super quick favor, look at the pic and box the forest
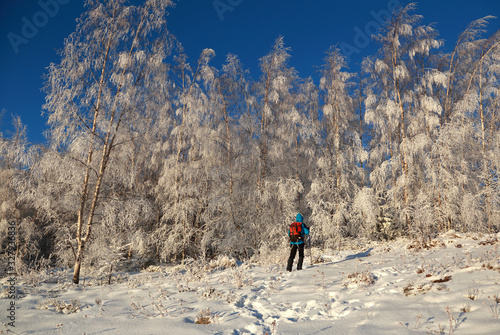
[1,0,499,284]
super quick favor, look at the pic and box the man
[287,213,309,271]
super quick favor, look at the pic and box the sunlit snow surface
[3,231,500,334]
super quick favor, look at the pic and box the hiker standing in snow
[287,213,309,272]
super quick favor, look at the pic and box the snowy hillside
[2,231,499,335]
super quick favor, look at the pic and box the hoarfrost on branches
[4,2,500,279]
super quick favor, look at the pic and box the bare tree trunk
[72,30,114,284]
[72,244,84,284]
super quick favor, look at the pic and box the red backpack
[289,222,302,242]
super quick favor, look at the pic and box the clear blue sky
[1,0,499,144]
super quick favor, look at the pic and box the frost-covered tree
[434,19,500,233]
[429,17,495,233]
[365,3,441,234]
[441,16,497,125]
[42,0,175,283]
[0,115,38,272]
[154,48,219,261]
[307,47,365,248]
[464,27,500,233]
[7,1,500,275]
[252,37,309,253]
[199,54,255,257]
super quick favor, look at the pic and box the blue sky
[1,0,499,144]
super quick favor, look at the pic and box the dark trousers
[287,243,304,271]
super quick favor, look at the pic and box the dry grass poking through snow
[1,231,500,334]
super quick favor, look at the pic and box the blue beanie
[296,213,303,223]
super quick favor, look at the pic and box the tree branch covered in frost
[2,2,500,276]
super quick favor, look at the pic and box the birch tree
[441,16,497,125]
[253,36,308,252]
[254,37,296,193]
[0,116,38,272]
[429,17,500,234]
[154,48,219,261]
[43,0,174,283]
[202,54,253,256]
[365,3,441,232]
[443,24,500,233]
[465,28,500,233]
[307,47,364,248]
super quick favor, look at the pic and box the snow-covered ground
[2,231,500,334]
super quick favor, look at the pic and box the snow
[3,231,500,334]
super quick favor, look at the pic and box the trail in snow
[1,231,499,334]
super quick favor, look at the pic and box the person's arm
[303,223,309,235]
